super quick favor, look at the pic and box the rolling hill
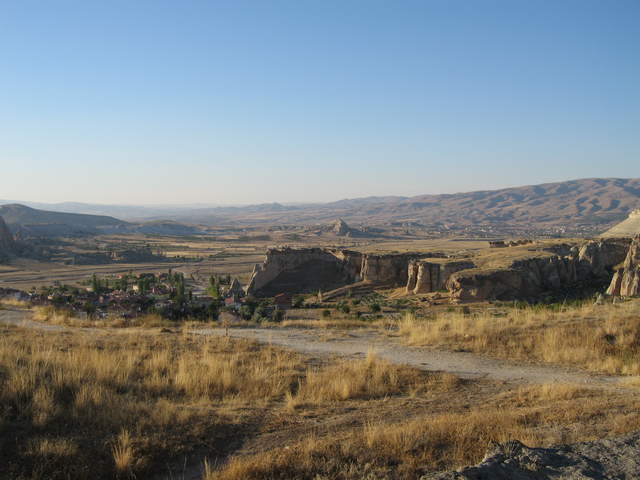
[161,178,640,231]
[4,178,640,235]
[0,204,128,236]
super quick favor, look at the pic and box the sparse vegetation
[212,383,640,479]
[398,299,640,374]
[0,325,303,479]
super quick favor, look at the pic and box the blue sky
[1,0,638,205]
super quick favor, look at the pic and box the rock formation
[606,235,640,297]
[406,260,475,294]
[246,248,364,296]
[246,248,425,296]
[446,238,630,302]
[247,238,632,301]
[602,208,640,238]
[360,253,418,285]
[332,218,352,236]
[422,433,640,479]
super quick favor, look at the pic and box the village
[19,270,297,323]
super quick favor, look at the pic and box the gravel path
[194,327,624,387]
[0,308,625,388]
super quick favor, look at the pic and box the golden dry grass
[285,351,456,410]
[211,383,640,480]
[398,300,640,374]
[0,326,303,479]
[0,297,30,308]
[286,351,457,410]
[32,306,198,329]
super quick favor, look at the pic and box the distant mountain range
[2,178,640,235]
[0,204,205,237]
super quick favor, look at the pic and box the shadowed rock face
[607,235,640,297]
[446,239,631,302]
[422,433,640,479]
[246,248,422,297]
[246,248,364,296]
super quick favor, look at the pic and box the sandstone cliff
[446,238,630,302]
[360,253,419,285]
[406,260,476,294]
[246,248,423,296]
[606,235,640,297]
[246,247,364,296]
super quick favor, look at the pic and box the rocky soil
[424,433,640,479]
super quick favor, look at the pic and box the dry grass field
[2,316,640,480]
[398,299,640,375]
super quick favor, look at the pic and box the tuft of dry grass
[398,300,640,374]
[112,429,135,474]
[285,351,451,410]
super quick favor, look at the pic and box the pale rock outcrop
[407,260,475,294]
[360,253,418,285]
[602,208,640,238]
[447,238,630,302]
[332,218,352,236]
[606,235,640,297]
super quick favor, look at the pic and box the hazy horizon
[2,175,639,210]
[3,1,639,204]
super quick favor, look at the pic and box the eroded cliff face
[246,247,364,296]
[607,236,640,297]
[360,253,418,285]
[406,260,476,294]
[446,238,631,302]
[246,248,423,296]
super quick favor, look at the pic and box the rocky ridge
[247,238,633,301]
[446,239,630,302]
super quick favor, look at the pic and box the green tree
[83,301,96,319]
[207,275,221,300]
[90,274,100,294]
[271,308,284,322]
[293,295,305,308]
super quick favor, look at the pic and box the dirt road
[195,327,624,386]
[0,307,625,387]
